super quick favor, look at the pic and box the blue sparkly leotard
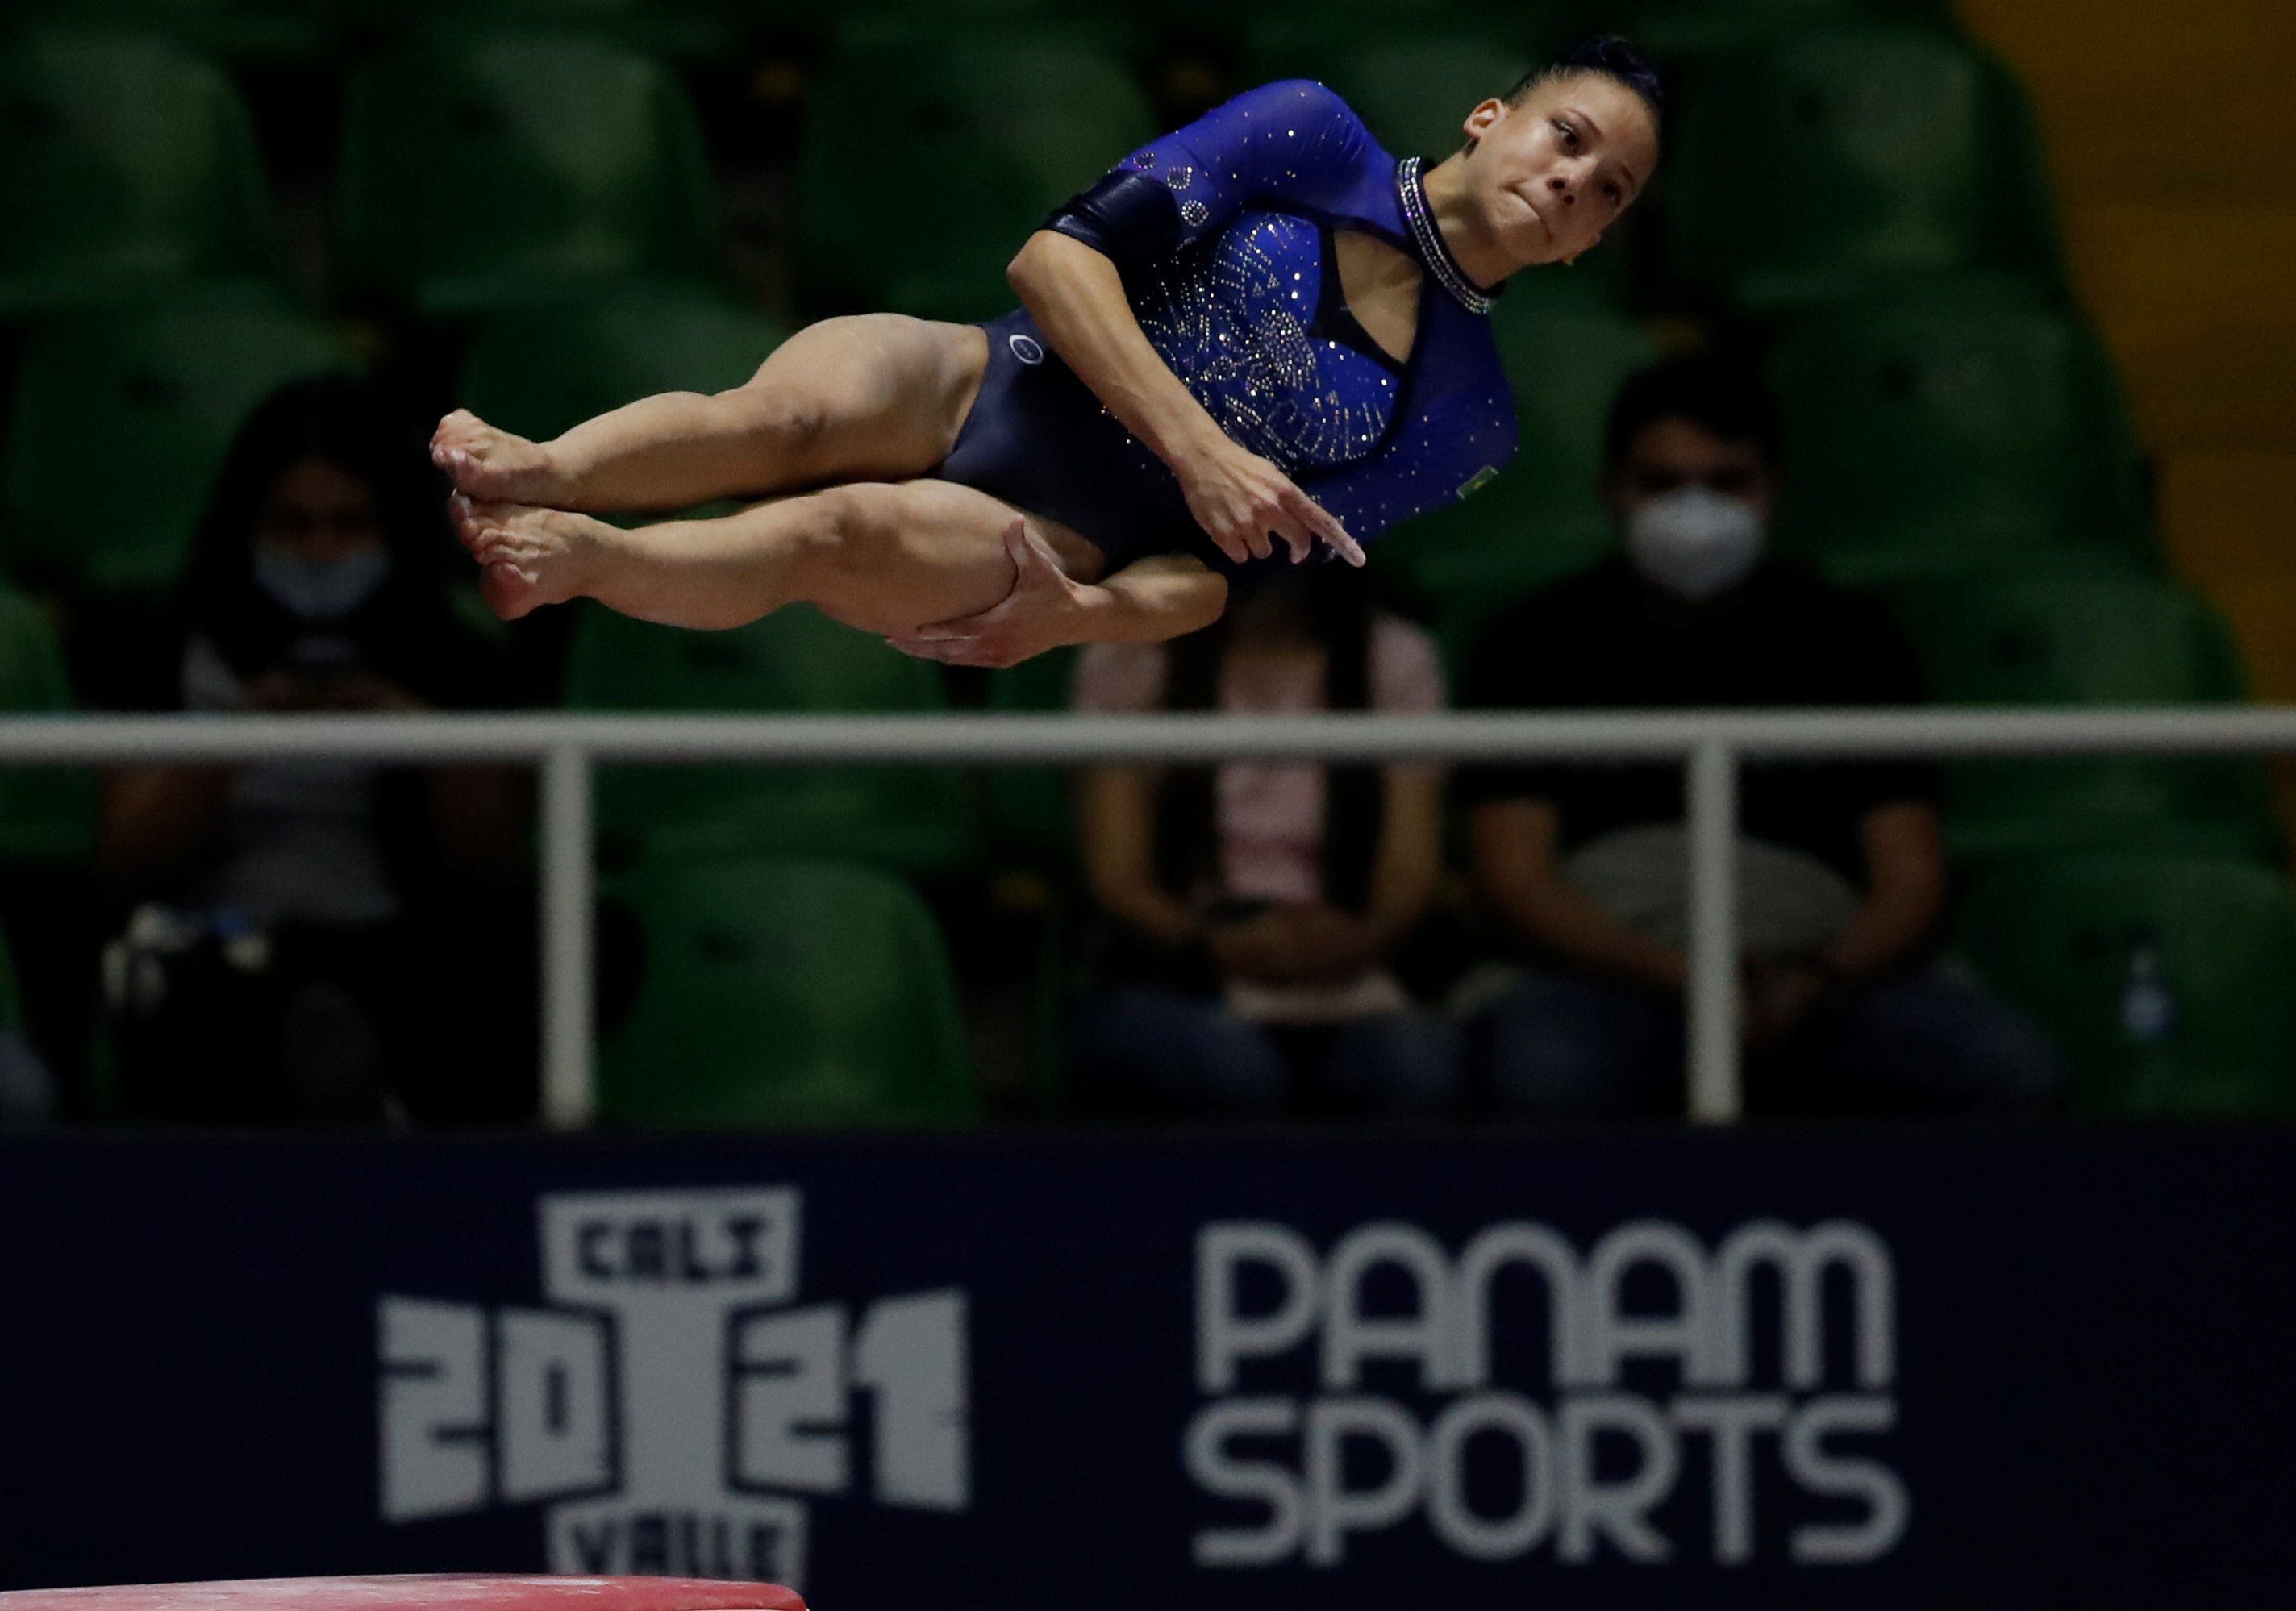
[934,79,1518,585]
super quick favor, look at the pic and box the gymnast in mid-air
[433,39,1663,668]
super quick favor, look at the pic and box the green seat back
[0,589,98,865]
[1957,854,2296,1117]
[599,856,976,1126]
[1629,0,1952,61]
[1259,31,1548,164]
[334,34,724,319]
[0,917,23,1037]
[1891,572,2280,860]
[12,3,343,62]
[1770,288,2150,580]
[390,1,749,60]
[460,288,793,447]
[565,602,977,876]
[1374,291,1655,650]
[0,31,287,318]
[795,33,1155,320]
[981,648,1080,871]
[1663,26,2061,315]
[1,307,359,599]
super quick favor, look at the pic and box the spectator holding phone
[98,377,533,1122]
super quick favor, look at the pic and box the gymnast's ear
[1460,98,1506,152]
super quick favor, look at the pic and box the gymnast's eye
[1553,119,1579,151]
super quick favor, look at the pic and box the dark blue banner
[2,1128,2293,1609]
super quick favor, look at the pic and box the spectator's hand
[1211,904,1381,986]
[240,668,335,712]
[886,520,1097,669]
[1173,435,1365,568]
[323,671,429,714]
[1742,960,1830,1049]
[1266,902,1382,984]
[1208,910,1312,985]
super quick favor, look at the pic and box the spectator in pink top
[1068,568,1459,1115]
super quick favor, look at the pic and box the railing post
[540,743,594,1130]
[1687,738,1741,1122]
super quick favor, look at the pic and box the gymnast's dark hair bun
[1517,35,1665,129]
[1556,36,1665,111]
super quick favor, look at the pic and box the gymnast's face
[1456,73,1658,271]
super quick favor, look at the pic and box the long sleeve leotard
[934,79,1519,585]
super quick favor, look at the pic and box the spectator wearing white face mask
[98,377,536,1124]
[1456,354,2062,1117]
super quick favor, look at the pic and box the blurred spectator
[97,377,535,1124]
[1069,568,1458,1117]
[0,1030,58,1126]
[1461,354,2063,1117]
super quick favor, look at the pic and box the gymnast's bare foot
[448,493,613,621]
[431,410,571,505]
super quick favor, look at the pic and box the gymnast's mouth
[1511,187,1555,239]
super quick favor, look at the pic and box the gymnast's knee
[721,382,830,461]
[798,483,906,584]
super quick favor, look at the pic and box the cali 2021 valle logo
[377,1187,968,1587]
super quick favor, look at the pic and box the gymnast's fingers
[1203,522,1255,566]
[1282,488,1365,568]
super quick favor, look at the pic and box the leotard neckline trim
[1395,156,1498,317]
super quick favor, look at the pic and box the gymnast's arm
[890,532,1227,668]
[1005,230,1357,568]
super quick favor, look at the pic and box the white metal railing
[15,704,2296,1128]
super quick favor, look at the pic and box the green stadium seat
[1153,0,1519,34]
[0,589,98,866]
[390,1,750,60]
[598,855,977,1126]
[0,918,24,1039]
[1628,0,1953,64]
[565,602,978,876]
[794,31,1156,321]
[1247,31,1544,162]
[10,4,343,64]
[1956,853,2296,1117]
[981,648,1080,872]
[1889,571,2281,861]
[1373,289,1658,656]
[1769,287,2152,583]
[1661,26,2063,316]
[333,34,726,320]
[0,31,290,319]
[460,288,793,448]
[1,306,360,599]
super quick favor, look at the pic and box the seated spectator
[1461,354,2063,1116]
[97,377,535,1124]
[1069,568,1459,1117]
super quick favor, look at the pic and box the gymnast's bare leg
[448,478,1108,636]
[431,313,992,513]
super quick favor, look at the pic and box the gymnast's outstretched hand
[886,520,1098,669]
[1174,432,1366,569]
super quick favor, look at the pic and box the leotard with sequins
[935,79,1518,584]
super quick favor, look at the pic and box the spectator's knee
[1476,978,1676,1116]
[1963,1006,2068,1112]
[1327,1014,1464,1114]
